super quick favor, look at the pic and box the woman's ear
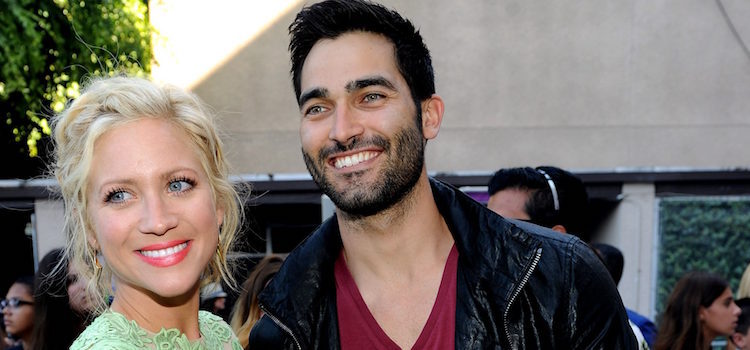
[216,203,225,228]
[87,232,99,251]
[421,94,444,140]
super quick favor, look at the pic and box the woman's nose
[138,195,178,235]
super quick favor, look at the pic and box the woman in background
[655,271,741,350]
[52,76,245,349]
[2,276,34,350]
[30,248,90,350]
[230,255,283,349]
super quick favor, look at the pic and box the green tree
[0,0,151,178]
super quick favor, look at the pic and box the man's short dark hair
[488,166,590,240]
[736,298,750,335]
[288,0,435,109]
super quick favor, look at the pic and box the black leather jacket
[249,179,637,349]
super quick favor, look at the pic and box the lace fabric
[71,309,242,350]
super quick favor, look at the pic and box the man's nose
[329,105,364,144]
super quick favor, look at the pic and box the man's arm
[567,242,638,349]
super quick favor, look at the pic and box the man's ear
[421,94,444,140]
[551,224,567,233]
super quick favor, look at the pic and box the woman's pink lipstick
[136,240,191,267]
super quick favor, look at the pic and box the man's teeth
[140,242,188,258]
[335,151,377,169]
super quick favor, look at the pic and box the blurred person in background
[730,298,750,350]
[230,255,283,350]
[2,276,34,350]
[593,242,657,349]
[30,248,90,350]
[65,260,90,317]
[487,165,592,242]
[200,282,229,322]
[655,271,740,350]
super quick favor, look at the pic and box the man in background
[593,242,658,349]
[487,166,592,241]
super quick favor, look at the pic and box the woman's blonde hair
[51,75,244,315]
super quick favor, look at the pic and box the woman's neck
[110,283,202,340]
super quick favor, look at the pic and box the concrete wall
[151,0,750,176]
[33,199,65,266]
[598,184,657,318]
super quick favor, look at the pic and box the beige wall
[151,0,750,176]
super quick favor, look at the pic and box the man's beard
[302,118,425,218]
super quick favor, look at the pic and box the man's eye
[363,93,384,103]
[305,105,326,116]
[168,180,193,193]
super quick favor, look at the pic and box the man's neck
[336,175,455,348]
[337,175,454,283]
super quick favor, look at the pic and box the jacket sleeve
[567,240,639,349]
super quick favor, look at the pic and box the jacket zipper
[259,304,302,350]
[503,247,542,345]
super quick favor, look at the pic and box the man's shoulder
[248,315,294,348]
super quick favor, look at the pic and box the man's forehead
[300,32,400,90]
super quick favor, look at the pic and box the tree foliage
[656,197,750,318]
[0,0,151,178]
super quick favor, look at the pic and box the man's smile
[332,150,380,169]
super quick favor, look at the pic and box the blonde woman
[52,76,244,349]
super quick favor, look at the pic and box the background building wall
[150,0,750,175]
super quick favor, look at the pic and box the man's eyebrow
[345,76,396,93]
[298,87,329,107]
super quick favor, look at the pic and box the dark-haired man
[487,166,591,241]
[249,0,636,348]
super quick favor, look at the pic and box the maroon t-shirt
[335,245,458,350]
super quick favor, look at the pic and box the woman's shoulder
[70,310,241,350]
[70,311,150,350]
[198,310,243,350]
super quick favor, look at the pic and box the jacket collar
[429,178,542,307]
[258,178,542,346]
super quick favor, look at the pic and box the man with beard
[249,0,637,348]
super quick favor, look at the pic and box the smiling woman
[50,76,244,349]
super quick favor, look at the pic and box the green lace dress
[70,310,243,350]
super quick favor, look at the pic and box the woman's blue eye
[106,190,131,203]
[168,180,193,193]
